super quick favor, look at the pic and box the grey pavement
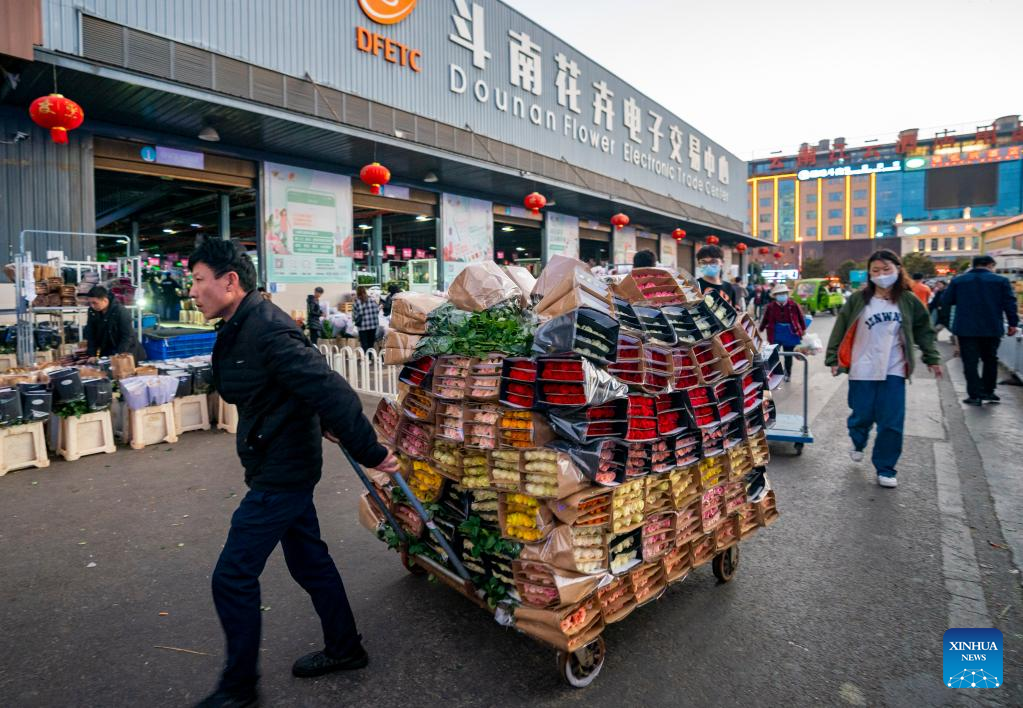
[0,316,1021,707]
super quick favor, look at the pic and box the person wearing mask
[382,283,402,318]
[939,255,1019,405]
[758,284,806,382]
[83,286,147,362]
[187,239,399,708]
[826,249,941,488]
[632,249,657,268]
[695,245,742,304]
[352,286,380,352]
[910,272,931,306]
[306,287,325,346]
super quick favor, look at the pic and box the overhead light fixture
[190,223,201,228]
[515,246,525,252]
[429,246,436,250]
[415,215,431,221]
[162,228,175,234]
[198,126,220,142]
[502,226,514,232]
[357,224,372,230]
[423,171,439,183]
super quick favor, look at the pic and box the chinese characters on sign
[445,0,731,204]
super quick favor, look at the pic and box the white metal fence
[318,344,400,398]
[998,333,1023,381]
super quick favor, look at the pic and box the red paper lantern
[524,192,547,215]
[773,251,783,260]
[736,243,748,252]
[706,234,720,245]
[758,247,771,255]
[29,94,84,144]
[672,228,686,241]
[610,213,630,230]
[359,162,391,195]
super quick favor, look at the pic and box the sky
[502,0,1021,160]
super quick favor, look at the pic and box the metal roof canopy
[11,54,768,248]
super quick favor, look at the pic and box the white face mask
[871,271,899,289]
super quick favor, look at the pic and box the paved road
[1,315,1021,707]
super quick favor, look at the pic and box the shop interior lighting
[415,215,431,221]
[358,224,372,230]
[423,171,439,183]
[190,223,202,228]
[162,228,175,234]
[515,246,525,252]
[198,126,220,142]
[502,226,514,232]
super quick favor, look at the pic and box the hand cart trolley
[765,351,814,455]
[342,446,745,688]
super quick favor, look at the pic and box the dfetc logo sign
[358,0,417,25]
[943,628,1002,688]
[355,0,423,73]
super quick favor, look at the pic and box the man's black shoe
[194,689,259,708]
[981,393,1001,403]
[962,398,983,406]
[292,645,369,678]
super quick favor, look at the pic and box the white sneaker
[849,448,864,463]
[877,474,898,488]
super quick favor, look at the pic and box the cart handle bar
[776,351,810,435]
[339,446,473,583]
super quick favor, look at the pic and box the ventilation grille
[81,15,123,66]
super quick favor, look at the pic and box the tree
[837,259,864,284]
[800,257,827,278]
[901,252,937,278]
[951,257,972,275]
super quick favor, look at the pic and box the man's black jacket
[939,268,1019,337]
[85,299,147,360]
[212,290,388,492]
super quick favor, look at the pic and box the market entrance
[579,223,612,267]
[93,138,257,321]
[352,186,439,294]
[494,209,542,276]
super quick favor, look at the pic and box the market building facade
[747,115,1023,273]
[1,0,761,315]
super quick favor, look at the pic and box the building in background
[1,0,765,317]
[748,115,1023,273]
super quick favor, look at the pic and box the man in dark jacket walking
[187,239,398,708]
[83,286,146,361]
[306,286,325,346]
[939,254,1019,405]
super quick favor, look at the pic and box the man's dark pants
[958,336,1001,399]
[212,488,360,694]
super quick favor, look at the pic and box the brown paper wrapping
[513,595,605,652]
[76,366,107,380]
[513,559,606,608]
[548,487,612,528]
[135,365,159,376]
[110,353,136,379]
[502,265,537,308]
[389,293,447,334]
[382,331,423,366]
[357,492,387,534]
[519,525,608,575]
[447,262,521,312]
[534,267,612,319]
[531,255,589,301]
[498,494,555,543]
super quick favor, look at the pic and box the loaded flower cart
[358,258,780,687]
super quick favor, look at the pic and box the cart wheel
[557,637,606,688]
[712,546,740,583]
[794,443,804,456]
[400,547,426,576]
